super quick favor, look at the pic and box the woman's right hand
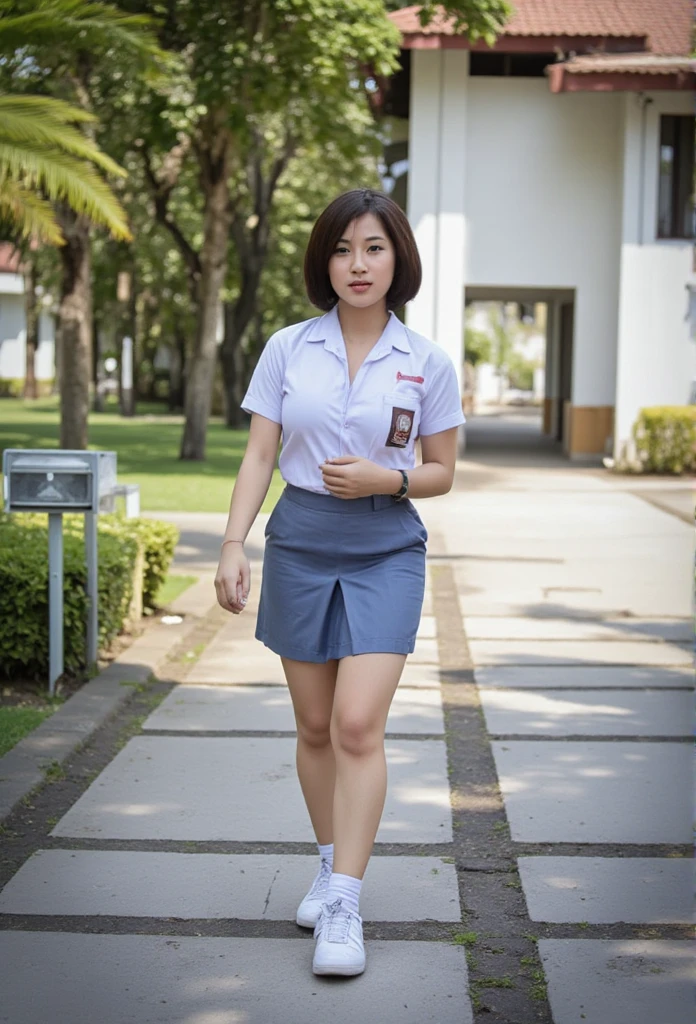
[215,545,250,615]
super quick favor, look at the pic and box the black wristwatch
[392,469,409,502]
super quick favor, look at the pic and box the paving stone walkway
[0,422,693,1024]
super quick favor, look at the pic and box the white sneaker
[312,898,365,976]
[296,859,332,928]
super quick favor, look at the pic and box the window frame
[657,114,695,241]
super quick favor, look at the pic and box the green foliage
[0,0,164,245]
[0,378,54,398]
[0,512,137,680]
[506,351,535,392]
[464,327,491,367]
[632,406,696,475]
[389,2,512,44]
[102,514,179,609]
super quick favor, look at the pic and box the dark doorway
[557,302,574,443]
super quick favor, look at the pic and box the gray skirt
[256,484,427,663]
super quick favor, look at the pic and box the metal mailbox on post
[2,449,118,694]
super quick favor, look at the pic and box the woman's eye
[334,247,349,254]
[368,245,383,252]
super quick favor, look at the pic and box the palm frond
[0,175,64,245]
[0,95,126,177]
[0,144,131,240]
[0,0,161,60]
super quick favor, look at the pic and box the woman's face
[328,212,395,311]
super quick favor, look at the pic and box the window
[657,115,695,240]
[469,53,556,77]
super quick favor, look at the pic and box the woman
[214,188,464,977]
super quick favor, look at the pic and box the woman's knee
[331,712,382,758]
[296,711,332,749]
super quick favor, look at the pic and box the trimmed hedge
[0,514,137,680]
[99,515,179,610]
[0,512,180,680]
[632,406,696,475]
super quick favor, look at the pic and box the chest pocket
[375,392,421,452]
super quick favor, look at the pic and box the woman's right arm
[215,413,282,615]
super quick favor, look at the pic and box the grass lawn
[0,705,58,758]
[0,397,284,513]
[156,573,198,606]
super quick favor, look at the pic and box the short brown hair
[304,188,422,311]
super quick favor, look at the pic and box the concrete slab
[0,932,472,1024]
[187,641,286,684]
[409,638,439,664]
[464,617,692,643]
[518,857,694,924]
[417,615,437,639]
[539,939,694,1024]
[479,689,692,736]
[400,664,442,689]
[143,685,445,735]
[474,665,695,690]
[469,640,691,667]
[50,736,452,842]
[490,741,692,843]
[0,851,460,922]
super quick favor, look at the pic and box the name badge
[386,406,415,448]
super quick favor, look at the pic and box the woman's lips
[349,282,371,292]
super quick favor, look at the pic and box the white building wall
[614,91,696,457]
[464,78,623,407]
[0,274,56,381]
[406,49,467,393]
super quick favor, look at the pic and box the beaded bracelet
[221,539,245,547]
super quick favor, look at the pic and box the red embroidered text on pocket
[385,406,415,448]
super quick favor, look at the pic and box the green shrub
[0,379,55,398]
[0,514,137,680]
[632,406,696,474]
[102,516,179,609]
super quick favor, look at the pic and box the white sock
[318,842,334,868]
[325,872,362,915]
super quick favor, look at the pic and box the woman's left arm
[320,427,458,499]
[404,427,459,498]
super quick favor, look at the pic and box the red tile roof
[559,53,696,74]
[390,2,693,55]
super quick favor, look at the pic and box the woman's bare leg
[281,656,338,845]
[330,652,406,878]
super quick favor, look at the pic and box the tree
[0,0,163,448]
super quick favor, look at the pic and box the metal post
[48,512,64,696]
[84,511,98,667]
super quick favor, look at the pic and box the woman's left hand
[320,456,398,499]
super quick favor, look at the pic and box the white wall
[407,49,467,392]
[614,91,696,455]
[464,78,623,406]
[0,276,56,381]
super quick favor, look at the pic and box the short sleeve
[419,357,466,436]
[241,332,285,424]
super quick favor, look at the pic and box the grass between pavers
[0,397,284,514]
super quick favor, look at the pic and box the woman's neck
[336,300,390,347]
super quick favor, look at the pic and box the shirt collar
[306,305,411,356]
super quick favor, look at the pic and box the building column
[406,49,468,396]
[613,92,696,462]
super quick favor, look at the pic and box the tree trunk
[168,324,186,410]
[179,129,231,461]
[220,302,250,428]
[23,259,39,399]
[57,210,92,450]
